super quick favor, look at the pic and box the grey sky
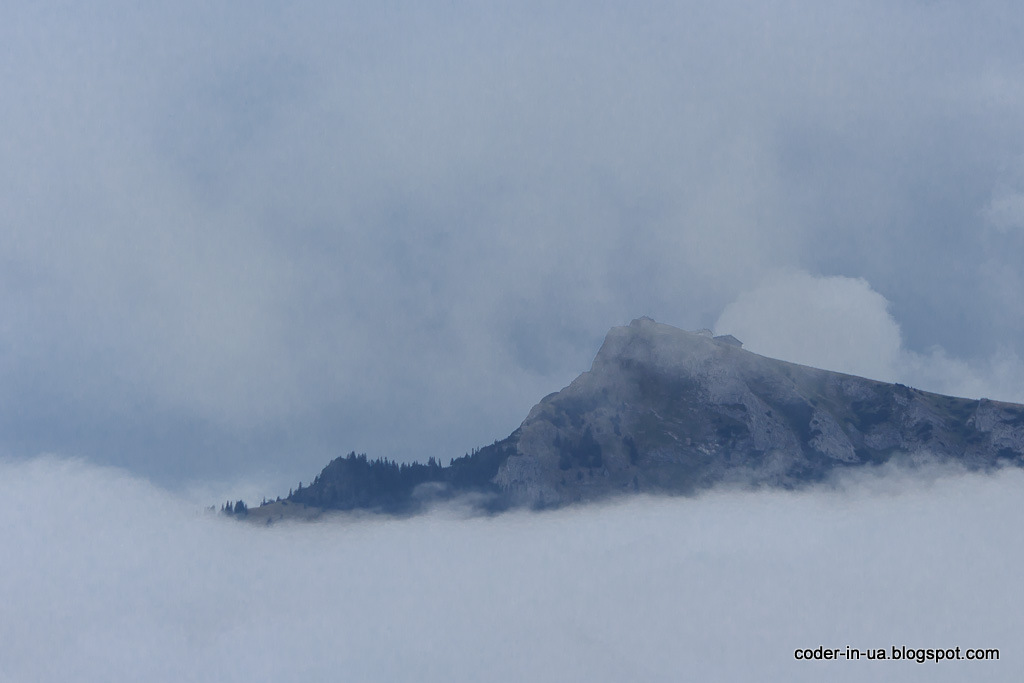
[3,1,1024,488]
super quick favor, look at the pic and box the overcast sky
[3,1,1024,490]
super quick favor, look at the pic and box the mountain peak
[497,318,1024,507]
[591,318,744,376]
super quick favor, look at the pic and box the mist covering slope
[281,318,1024,515]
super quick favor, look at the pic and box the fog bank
[1,457,1019,682]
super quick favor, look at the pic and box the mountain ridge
[244,317,1024,519]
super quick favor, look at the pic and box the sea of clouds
[2,456,1019,682]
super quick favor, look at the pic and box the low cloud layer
[2,456,1019,682]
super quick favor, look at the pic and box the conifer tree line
[221,500,247,515]
[218,437,520,515]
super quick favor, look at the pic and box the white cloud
[716,271,1024,403]
[1,456,1019,682]
[714,271,903,381]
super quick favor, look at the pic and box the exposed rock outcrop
[494,317,1024,506]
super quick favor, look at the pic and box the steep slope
[495,317,1024,506]
[275,317,1024,514]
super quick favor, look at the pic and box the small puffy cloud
[716,271,1024,403]
[714,271,903,381]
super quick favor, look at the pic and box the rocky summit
[267,317,1024,516]
[494,317,1024,506]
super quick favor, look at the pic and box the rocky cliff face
[493,317,1024,506]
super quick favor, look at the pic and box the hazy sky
[3,1,1024,490]
[1,456,1018,682]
